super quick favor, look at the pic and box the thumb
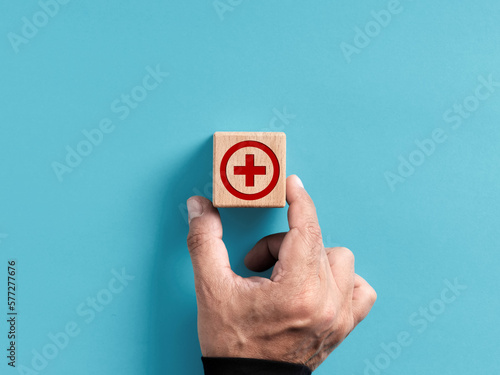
[186,197,234,287]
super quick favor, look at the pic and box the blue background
[1,1,499,374]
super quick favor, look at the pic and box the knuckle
[297,298,318,318]
[318,302,337,328]
[186,230,212,254]
[292,290,333,324]
[305,222,323,239]
[283,289,318,321]
[300,221,323,246]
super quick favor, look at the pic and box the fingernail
[187,198,203,224]
[295,175,304,188]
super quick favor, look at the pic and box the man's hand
[186,175,376,371]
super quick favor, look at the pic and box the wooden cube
[213,132,286,207]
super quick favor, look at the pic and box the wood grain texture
[213,132,286,207]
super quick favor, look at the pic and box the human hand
[186,175,376,370]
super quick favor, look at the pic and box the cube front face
[213,132,286,207]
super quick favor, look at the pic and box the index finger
[286,175,322,242]
[277,175,324,274]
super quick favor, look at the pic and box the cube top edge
[214,131,286,138]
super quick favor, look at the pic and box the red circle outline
[220,141,280,200]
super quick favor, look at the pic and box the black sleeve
[202,357,312,375]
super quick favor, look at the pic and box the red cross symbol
[234,154,266,187]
